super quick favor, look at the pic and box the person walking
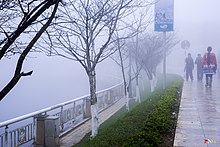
[195,53,203,81]
[184,53,194,81]
[202,46,217,87]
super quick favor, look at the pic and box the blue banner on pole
[155,0,174,32]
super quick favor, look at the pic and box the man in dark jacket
[185,53,194,81]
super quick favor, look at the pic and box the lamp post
[154,0,174,89]
[163,31,166,89]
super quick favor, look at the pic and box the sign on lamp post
[155,0,174,32]
[155,0,174,89]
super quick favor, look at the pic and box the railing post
[33,117,36,143]
[34,115,46,147]
[60,106,64,131]
[73,102,76,120]
[104,92,107,108]
[44,116,60,147]
[107,90,111,105]
[109,90,114,105]
[4,125,8,147]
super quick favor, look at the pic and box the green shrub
[125,78,183,146]
[123,131,161,147]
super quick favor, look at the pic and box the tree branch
[0,0,60,101]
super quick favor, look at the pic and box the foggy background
[166,0,220,76]
[1,0,220,122]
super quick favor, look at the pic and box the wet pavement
[174,75,220,147]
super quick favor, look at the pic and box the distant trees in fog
[112,31,179,100]
[130,32,179,91]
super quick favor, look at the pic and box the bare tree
[0,0,61,101]
[111,6,153,110]
[129,14,151,103]
[39,0,151,137]
[132,33,179,91]
[111,32,130,111]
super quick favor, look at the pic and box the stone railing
[0,82,124,147]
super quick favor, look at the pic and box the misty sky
[1,0,220,122]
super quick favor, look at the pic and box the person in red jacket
[202,46,217,87]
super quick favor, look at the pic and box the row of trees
[0,0,178,137]
[113,31,178,111]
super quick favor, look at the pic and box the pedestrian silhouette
[184,53,194,81]
[195,53,203,81]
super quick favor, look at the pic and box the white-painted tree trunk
[136,84,140,103]
[149,79,154,92]
[126,90,129,111]
[141,79,145,91]
[150,74,157,92]
[91,104,99,137]
[153,74,157,90]
[88,70,99,137]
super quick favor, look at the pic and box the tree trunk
[118,44,129,111]
[135,77,140,102]
[128,49,132,98]
[144,68,154,92]
[88,70,99,137]
[152,73,157,91]
[135,30,140,103]
[149,74,157,92]
[149,79,154,92]
[126,90,129,111]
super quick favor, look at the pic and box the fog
[1,0,220,122]
[166,0,220,76]
[0,55,121,121]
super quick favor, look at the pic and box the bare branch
[0,0,61,101]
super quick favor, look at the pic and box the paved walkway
[59,98,125,147]
[174,76,220,147]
